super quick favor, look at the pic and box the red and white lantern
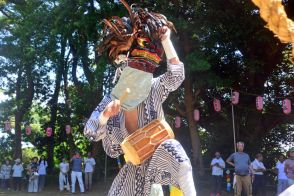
[25,125,31,135]
[231,91,239,105]
[46,127,52,137]
[193,109,200,121]
[282,99,291,115]
[213,99,221,112]
[4,120,11,131]
[175,116,181,128]
[256,96,263,111]
[65,124,71,134]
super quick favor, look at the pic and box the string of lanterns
[3,121,72,137]
[174,90,292,127]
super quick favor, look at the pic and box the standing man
[59,158,70,192]
[226,141,252,196]
[285,147,294,187]
[275,154,288,195]
[84,152,96,191]
[210,151,225,196]
[70,151,84,193]
[251,153,266,196]
[12,158,24,191]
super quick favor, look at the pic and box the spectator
[27,157,39,192]
[1,159,12,190]
[59,157,70,192]
[70,151,84,193]
[226,141,252,196]
[251,153,266,196]
[275,154,288,195]
[12,158,24,191]
[84,152,96,191]
[38,155,48,191]
[285,147,294,187]
[210,151,225,196]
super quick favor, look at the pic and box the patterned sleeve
[102,135,124,158]
[153,62,185,103]
[84,95,112,141]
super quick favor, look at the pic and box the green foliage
[185,52,212,72]
[22,147,38,165]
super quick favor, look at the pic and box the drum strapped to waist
[121,119,174,165]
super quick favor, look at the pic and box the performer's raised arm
[84,95,124,158]
[153,26,185,103]
[84,95,112,141]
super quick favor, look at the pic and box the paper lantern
[4,120,11,131]
[175,116,181,128]
[256,96,263,111]
[231,91,239,105]
[193,109,200,121]
[213,99,221,112]
[46,127,52,137]
[25,126,31,135]
[283,99,291,115]
[65,125,71,134]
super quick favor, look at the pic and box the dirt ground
[0,177,277,196]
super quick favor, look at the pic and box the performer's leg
[107,163,140,196]
[144,139,196,196]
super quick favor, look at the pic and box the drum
[121,119,174,165]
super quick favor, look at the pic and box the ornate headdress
[97,0,175,73]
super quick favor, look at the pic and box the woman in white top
[12,158,24,191]
[59,158,70,192]
[38,155,48,191]
[1,159,12,190]
[275,154,288,195]
[84,152,96,191]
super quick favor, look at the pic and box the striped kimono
[84,62,193,196]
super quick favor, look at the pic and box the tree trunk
[14,113,22,159]
[13,66,34,159]
[63,47,77,157]
[184,77,204,175]
[47,38,66,172]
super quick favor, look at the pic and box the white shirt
[59,162,69,174]
[38,160,48,175]
[211,157,225,176]
[84,157,96,172]
[12,164,24,177]
[276,161,287,180]
[251,159,266,175]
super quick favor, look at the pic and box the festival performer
[84,1,196,195]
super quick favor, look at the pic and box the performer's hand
[103,99,121,118]
[159,26,171,41]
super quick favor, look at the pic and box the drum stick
[119,88,131,104]
[99,88,131,125]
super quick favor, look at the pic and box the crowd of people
[210,142,294,196]
[0,151,96,193]
[1,143,293,195]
